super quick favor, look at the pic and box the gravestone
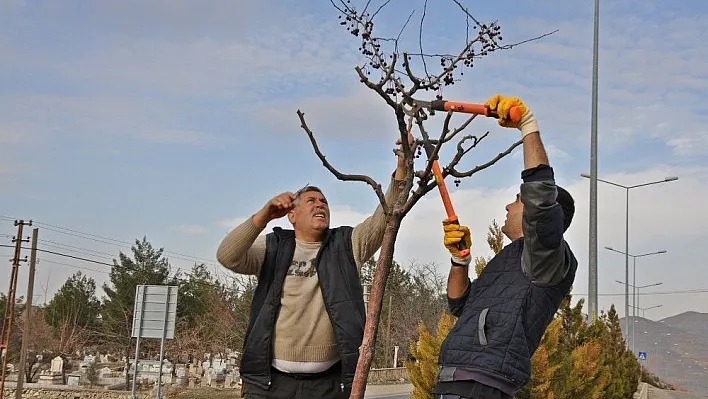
[66,374,80,386]
[50,356,64,374]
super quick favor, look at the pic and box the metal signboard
[131,285,178,398]
[131,285,178,339]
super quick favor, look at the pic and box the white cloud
[0,93,227,145]
[257,84,399,139]
[175,224,208,235]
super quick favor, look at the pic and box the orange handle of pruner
[430,100,523,123]
[432,161,470,258]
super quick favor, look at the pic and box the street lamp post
[631,304,662,318]
[581,173,677,344]
[588,0,600,322]
[615,279,662,353]
[606,247,666,318]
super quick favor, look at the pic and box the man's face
[288,190,330,233]
[502,193,524,240]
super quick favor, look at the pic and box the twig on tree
[445,131,490,171]
[371,0,394,19]
[296,109,388,211]
[414,111,449,186]
[418,0,430,79]
[447,138,523,178]
[427,114,478,146]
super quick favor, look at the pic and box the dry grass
[164,386,242,399]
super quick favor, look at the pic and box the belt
[271,362,341,380]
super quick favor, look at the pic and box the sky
[1,0,707,323]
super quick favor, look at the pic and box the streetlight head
[605,246,614,251]
[664,176,678,182]
[658,250,667,254]
[580,173,591,179]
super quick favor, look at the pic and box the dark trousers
[434,380,513,399]
[243,363,349,399]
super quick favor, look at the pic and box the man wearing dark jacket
[216,133,412,399]
[433,94,578,399]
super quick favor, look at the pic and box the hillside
[621,311,708,396]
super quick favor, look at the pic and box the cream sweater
[216,177,404,373]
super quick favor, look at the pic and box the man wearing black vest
[216,133,412,398]
[433,94,578,399]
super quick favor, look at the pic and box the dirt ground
[165,387,242,399]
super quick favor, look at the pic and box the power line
[0,243,248,293]
[1,214,219,265]
[1,215,231,282]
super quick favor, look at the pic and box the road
[364,384,412,399]
[647,385,707,398]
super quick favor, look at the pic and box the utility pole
[0,219,32,399]
[15,228,38,399]
[384,296,392,366]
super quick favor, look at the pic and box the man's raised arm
[350,133,411,270]
[216,192,298,275]
[484,94,571,287]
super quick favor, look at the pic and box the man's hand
[484,94,539,138]
[253,192,296,228]
[443,218,472,266]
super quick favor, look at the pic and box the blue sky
[1,0,707,323]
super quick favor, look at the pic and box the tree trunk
[350,218,402,399]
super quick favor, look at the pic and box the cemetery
[1,350,245,398]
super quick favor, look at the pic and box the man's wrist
[518,111,539,138]
[251,211,270,229]
[451,255,471,267]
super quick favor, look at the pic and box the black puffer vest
[239,226,366,391]
[438,238,577,391]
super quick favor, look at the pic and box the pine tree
[405,313,456,399]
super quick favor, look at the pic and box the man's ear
[287,209,296,224]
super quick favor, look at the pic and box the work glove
[484,94,539,138]
[443,218,472,266]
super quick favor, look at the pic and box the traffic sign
[638,351,647,360]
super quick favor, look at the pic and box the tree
[473,219,505,277]
[362,259,447,369]
[100,237,174,386]
[15,304,55,383]
[176,263,217,328]
[43,271,101,353]
[297,3,554,393]
[405,312,457,399]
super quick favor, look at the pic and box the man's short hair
[556,185,575,232]
[294,185,324,205]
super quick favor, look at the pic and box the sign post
[131,285,178,399]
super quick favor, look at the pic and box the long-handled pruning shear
[405,97,523,121]
[404,96,523,258]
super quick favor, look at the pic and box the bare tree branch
[418,0,430,79]
[296,110,388,212]
[414,111,449,186]
[447,138,523,178]
[445,131,490,172]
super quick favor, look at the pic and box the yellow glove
[443,218,472,265]
[484,94,539,138]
